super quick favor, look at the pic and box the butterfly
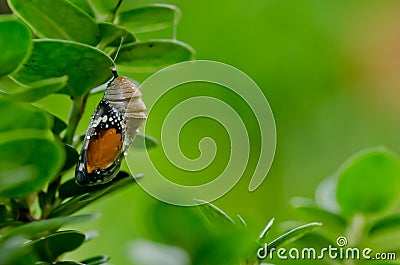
[75,69,147,185]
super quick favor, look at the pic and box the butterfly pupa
[75,69,147,185]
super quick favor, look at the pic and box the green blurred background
[29,0,400,263]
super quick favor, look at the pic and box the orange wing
[86,128,123,173]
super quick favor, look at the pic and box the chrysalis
[75,69,147,185]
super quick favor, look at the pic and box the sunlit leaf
[4,214,98,239]
[8,0,100,45]
[0,130,65,198]
[195,199,236,226]
[114,39,195,73]
[11,39,114,97]
[336,148,400,215]
[291,197,346,228]
[98,22,135,49]
[0,99,51,133]
[6,76,68,102]
[67,0,95,17]
[116,4,180,33]
[267,222,322,251]
[0,15,32,77]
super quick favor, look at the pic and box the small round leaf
[115,40,195,73]
[0,15,32,77]
[0,131,65,198]
[336,148,400,215]
[11,39,114,97]
[116,4,180,33]
[8,0,100,45]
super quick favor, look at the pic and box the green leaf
[0,15,32,77]
[369,214,400,236]
[53,261,83,265]
[11,39,114,97]
[116,4,180,33]
[80,255,109,265]
[29,230,85,262]
[87,0,120,16]
[114,39,195,73]
[3,214,98,239]
[258,218,275,244]
[8,0,100,45]
[336,148,400,215]
[98,22,135,49]
[51,115,68,136]
[0,236,36,265]
[315,175,340,214]
[291,197,346,228]
[0,130,65,198]
[132,133,158,149]
[50,172,141,217]
[0,99,51,133]
[195,199,236,226]
[62,144,79,172]
[6,76,68,102]
[67,0,95,17]
[267,222,322,250]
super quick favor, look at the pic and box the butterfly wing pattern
[75,71,147,185]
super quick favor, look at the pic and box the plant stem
[63,94,88,145]
[343,214,367,265]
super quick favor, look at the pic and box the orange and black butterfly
[75,69,146,185]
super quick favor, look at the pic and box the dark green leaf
[62,144,79,172]
[0,220,23,229]
[51,115,68,136]
[8,0,100,45]
[268,222,322,250]
[0,15,32,77]
[67,0,95,17]
[369,214,400,236]
[195,199,236,226]
[114,39,195,73]
[336,148,400,215]
[0,204,6,221]
[11,39,114,97]
[132,133,158,149]
[116,4,180,33]
[98,22,135,49]
[29,230,85,262]
[0,130,65,198]
[80,255,109,265]
[0,99,51,133]
[3,214,98,239]
[50,172,142,217]
[6,76,68,102]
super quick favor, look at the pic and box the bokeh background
[22,0,400,263]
